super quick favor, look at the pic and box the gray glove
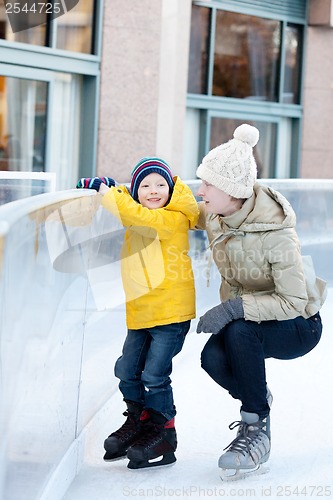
[196,297,244,334]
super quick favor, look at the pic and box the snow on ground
[64,289,333,500]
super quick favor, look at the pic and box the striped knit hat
[130,157,174,202]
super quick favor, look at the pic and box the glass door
[0,65,82,191]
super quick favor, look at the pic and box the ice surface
[64,179,333,499]
[63,289,333,500]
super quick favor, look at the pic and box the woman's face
[197,180,241,216]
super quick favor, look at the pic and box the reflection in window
[213,11,281,101]
[0,77,47,173]
[0,73,82,190]
[0,0,95,54]
[210,118,277,178]
[0,3,47,45]
[187,6,210,94]
[283,24,302,104]
[187,7,303,105]
[186,5,303,180]
[50,73,82,190]
[56,0,95,54]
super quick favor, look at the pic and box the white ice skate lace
[223,420,266,462]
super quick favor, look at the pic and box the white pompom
[233,124,259,147]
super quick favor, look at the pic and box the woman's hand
[196,297,244,334]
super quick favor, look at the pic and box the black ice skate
[127,410,177,469]
[103,401,149,461]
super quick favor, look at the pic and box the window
[0,0,96,54]
[213,12,281,101]
[0,1,102,195]
[0,77,48,172]
[0,72,82,191]
[187,6,210,94]
[186,3,305,179]
[210,118,277,178]
[56,0,95,54]
[49,73,82,190]
[0,3,47,45]
[283,24,302,104]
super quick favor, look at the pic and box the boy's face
[138,172,170,209]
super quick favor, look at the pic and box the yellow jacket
[101,177,199,329]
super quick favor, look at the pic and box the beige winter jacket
[197,183,327,322]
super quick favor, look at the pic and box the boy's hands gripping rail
[76,177,116,191]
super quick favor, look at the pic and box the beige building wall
[97,0,192,183]
[302,0,333,178]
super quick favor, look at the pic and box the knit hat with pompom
[196,123,259,199]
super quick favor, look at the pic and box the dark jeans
[115,320,190,421]
[201,313,322,419]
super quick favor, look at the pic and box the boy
[77,157,199,469]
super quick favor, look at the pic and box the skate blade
[128,453,176,470]
[220,464,269,482]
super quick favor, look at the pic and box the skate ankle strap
[164,418,175,429]
[140,410,150,421]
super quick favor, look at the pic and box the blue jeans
[115,321,190,421]
[201,313,322,419]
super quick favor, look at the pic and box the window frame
[0,0,104,182]
[187,0,307,178]
[0,0,102,56]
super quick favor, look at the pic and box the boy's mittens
[76,177,115,191]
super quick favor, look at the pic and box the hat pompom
[233,124,259,147]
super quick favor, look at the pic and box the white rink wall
[0,180,332,500]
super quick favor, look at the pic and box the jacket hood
[166,177,199,229]
[222,182,296,232]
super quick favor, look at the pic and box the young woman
[195,124,326,479]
